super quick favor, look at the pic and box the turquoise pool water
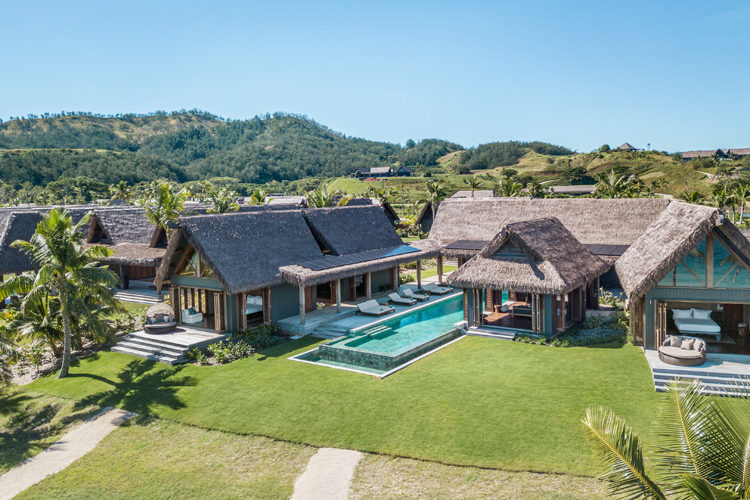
[332,295,463,355]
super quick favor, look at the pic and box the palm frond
[582,406,665,499]
[682,474,740,500]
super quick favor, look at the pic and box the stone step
[466,327,516,340]
[114,292,162,305]
[126,331,200,350]
[118,336,186,356]
[652,367,747,381]
[111,344,184,365]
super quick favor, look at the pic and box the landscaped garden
[15,336,662,476]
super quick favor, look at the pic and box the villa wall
[271,283,301,323]
[371,269,393,294]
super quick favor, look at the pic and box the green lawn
[23,337,661,476]
[0,391,99,474]
[17,419,314,499]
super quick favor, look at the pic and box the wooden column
[365,272,372,298]
[392,266,399,290]
[335,279,342,313]
[416,260,421,290]
[170,286,180,321]
[630,296,645,346]
[238,293,247,332]
[437,255,443,284]
[263,286,272,324]
[463,289,469,323]
[299,285,306,325]
[586,277,600,310]
[213,293,222,334]
[570,287,584,323]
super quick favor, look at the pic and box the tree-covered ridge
[457,141,574,171]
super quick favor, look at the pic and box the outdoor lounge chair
[181,307,203,324]
[388,292,416,306]
[356,299,394,316]
[658,335,706,366]
[422,283,453,295]
[399,287,429,301]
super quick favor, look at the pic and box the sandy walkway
[0,407,136,500]
[292,447,363,500]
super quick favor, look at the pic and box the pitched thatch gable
[0,211,44,275]
[302,206,402,255]
[615,202,728,300]
[447,218,609,294]
[618,142,637,151]
[156,210,324,294]
[450,190,495,198]
[428,198,670,249]
[345,198,399,224]
[89,208,156,245]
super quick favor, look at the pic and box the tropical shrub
[235,323,285,350]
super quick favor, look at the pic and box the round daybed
[144,303,177,334]
[658,335,706,366]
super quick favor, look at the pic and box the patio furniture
[399,287,429,301]
[511,303,532,318]
[671,308,721,340]
[494,301,515,313]
[658,335,706,366]
[143,303,177,334]
[356,299,395,316]
[422,283,453,295]
[388,292,416,306]
[181,307,204,324]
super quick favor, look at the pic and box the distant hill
[0,111,570,187]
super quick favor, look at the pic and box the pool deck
[278,285,461,338]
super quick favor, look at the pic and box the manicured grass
[0,391,99,474]
[351,454,608,499]
[17,419,315,499]
[117,301,149,315]
[24,337,661,475]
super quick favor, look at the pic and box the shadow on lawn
[0,392,99,472]
[70,359,196,417]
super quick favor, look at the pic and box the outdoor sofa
[658,335,707,366]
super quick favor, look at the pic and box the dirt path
[0,407,136,500]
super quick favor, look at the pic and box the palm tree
[463,175,483,197]
[305,187,348,208]
[711,185,731,212]
[421,180,445,221]
[0,210,118,378]
[0,321,16,384]
[525,178,548,198]
[143,182,188,239]
[108,180,131,204]
[595,169,631,198]
[206,187,240,214]
[498,177,522,197]
[367,187,393,205]
[247,188,269,205]
[734,183,750,227]
[583,379,750,499]
[679,190,705,204]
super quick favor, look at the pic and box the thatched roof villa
[0,211,44,277]
[155,205,436,334]
[428,197,750,355]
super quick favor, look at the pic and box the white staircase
[113,290,163,305]
[652,366,750,396]
[466,326,517,340]
[112,330,227,364]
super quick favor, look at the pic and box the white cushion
[691,308,712,320]
[669,336,683,347]
[672,309,692,319]
[681,338,695,350]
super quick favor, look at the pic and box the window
[177,249,215,278]
[658,238,706,287]
[713,236,750,288]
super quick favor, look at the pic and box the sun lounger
[388,292,416,306]
[399,287,429,301]
[422,283,453,295]
[357,299,395,316]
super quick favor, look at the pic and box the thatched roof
[302,206,402,255]
[345,198,400,224]
[615,202,728,300]
[550,185,596,195]
[618,142,637,151]
[428,198,670,253]
[89,208,156,245]
[450,190,495,198]
[265,195,307,207]
[156,210,324,294]
[280,242,440,286]
[0,211,44,275]
[94,243,166,267]
[447,218,609,294]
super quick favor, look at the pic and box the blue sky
[1,1,749,152]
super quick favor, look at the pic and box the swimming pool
[305,294,464,373]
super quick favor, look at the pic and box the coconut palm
[421,180,445,221]
[679,190,705,204]
[525,178,548,198]
[595,169,631,198]
[206,186,240,213]
[498,177,523,197]
[305,187,349,208]
[0,210,118,378]
[711,185,731,211]
[583,379,750,499]
[143,182,188,239]
[463,175,483,197]
[108,180,131,204]
[367,187,393,204]
[734,183,750,227]
[0,319,17,384]
[247,188,269,205]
